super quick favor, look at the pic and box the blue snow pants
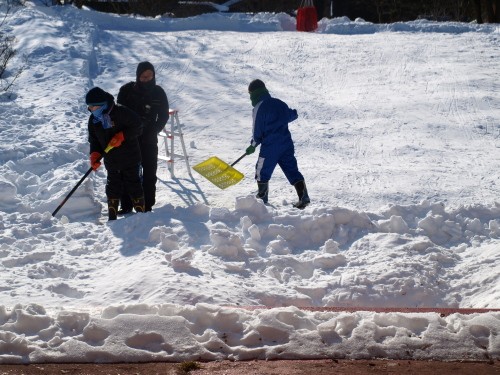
[255,147,304,185]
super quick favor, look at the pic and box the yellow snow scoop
[193,153,246,189]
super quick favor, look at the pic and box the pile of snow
[0,1,498,363]
[1,303,498,363]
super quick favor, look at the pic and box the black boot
[293,180,310,209]
[132,196,145,213]
[117,207,133,215]
[107,198,119,221]
[256,181,269,204]
[118,195,133,215]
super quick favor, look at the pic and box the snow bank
[0,303,498,363]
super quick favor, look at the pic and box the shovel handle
[52,146,114,217]
[231,153,247,167]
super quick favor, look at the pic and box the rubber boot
[107,198,119,221]
[293,180,310,209]
[132,196,145,213]
[256,181,269,204]
[118,195,133,215]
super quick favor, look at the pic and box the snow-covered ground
[0,1,499,364]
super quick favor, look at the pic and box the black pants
[106,164,143,201]
[120,143,158,211]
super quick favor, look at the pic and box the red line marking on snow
[224,306,500,316]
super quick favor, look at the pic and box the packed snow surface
[0,1,499,364]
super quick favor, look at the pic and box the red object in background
[297,0,318,32]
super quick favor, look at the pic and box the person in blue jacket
[245,79,310,209]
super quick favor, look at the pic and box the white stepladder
[158,109,192,178]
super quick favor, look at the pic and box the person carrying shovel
[86,87,145,221]
[245,79,311,209]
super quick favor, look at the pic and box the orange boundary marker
[224,306,500,317]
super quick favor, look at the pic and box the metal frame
[158,109,192,178]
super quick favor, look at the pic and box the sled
[192,154,246,189]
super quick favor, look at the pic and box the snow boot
[293,180,310,209]
[117,207,133,215]
[132,196,145,213]
[256,181,269,204]
[107,198,119,221]
[118,195,133,215]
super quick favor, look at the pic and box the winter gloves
[90,152,101,171]
[90,132,125,170]
[246,145,256,155]
[108,131,125,148]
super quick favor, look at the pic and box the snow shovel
[193,153,246,189]
[52,144,113,217]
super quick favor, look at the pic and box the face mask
[250,87,269,107]
[90,103,113,129]
[90,103,108,121]
[137,78,156,92]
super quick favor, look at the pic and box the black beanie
[136,61,155,81]
[86,87,113,105]
[248,79,266,93]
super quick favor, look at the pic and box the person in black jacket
[117,61,169,213]
[86,87,144,221]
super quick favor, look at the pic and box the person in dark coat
[86,87,144,221]
[245,79,310,209]
[117,61,169,213]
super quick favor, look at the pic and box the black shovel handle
[51,150,109,218]
[51,167,94,217]
[231,153,247,167]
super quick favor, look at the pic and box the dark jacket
[250,92,298,159]
[88,103,143,171]
[117,82,169,145]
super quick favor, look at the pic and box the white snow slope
[0,2,499,364]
